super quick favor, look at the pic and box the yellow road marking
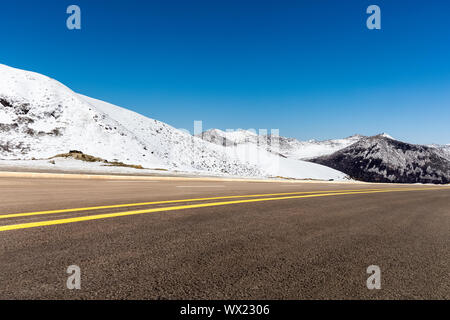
[0,187,448,232]
[0,188,390,219]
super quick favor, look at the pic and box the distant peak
[378,133,394,139]
[205,128,225,134]
[347,134,365,139]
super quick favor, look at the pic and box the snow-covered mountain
[0,64,346,180]
[310,135,450,184]
[428,144,450,161]
[197,128,364,160]
[274,134,365,160]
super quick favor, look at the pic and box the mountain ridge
[197,128,367,160]
[310,135,450,184]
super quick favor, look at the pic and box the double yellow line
[0,187,448,232]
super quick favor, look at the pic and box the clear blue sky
[1,0,449,144]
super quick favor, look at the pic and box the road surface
[0,176,449,299]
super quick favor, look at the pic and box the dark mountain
[310,135,450,184]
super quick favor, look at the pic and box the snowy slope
[0,64,164,167]
[197,128,364,159]
[0,64,346,180]
[274,135,364,160]
[428,144,450,161]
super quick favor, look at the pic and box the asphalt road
[0,177,449,299]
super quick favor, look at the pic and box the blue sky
[1,0,449,144]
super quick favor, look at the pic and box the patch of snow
[379,133,394,140]
[0,109,14,124]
